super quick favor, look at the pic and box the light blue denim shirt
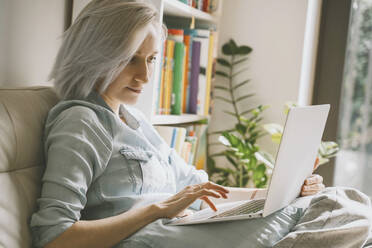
[30,91,208,247]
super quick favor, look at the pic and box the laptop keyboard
[211,199,266,219]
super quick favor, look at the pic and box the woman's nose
[134,61,149,83]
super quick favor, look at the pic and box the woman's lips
[126,87,143,93]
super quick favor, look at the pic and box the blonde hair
[50,0,167,100]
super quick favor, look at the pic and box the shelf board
[152,114,208,125]
[163,0,218,23]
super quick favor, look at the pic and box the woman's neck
[100,93,120,116]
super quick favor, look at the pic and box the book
[204,30,215,116]
[183,29,197,113]
[171,42,186,115]
[154,125,175,147]
[193,124,208,170]
[188,41,201,114]
[174,127,187,154]
[154,125,187,156]
[163,39,175,115]
[157,40,167,115]
[193,29,210,116]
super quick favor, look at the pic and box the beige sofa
[0,87,58,248]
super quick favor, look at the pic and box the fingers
[200,196,217,211]
[304,174,323,185]
[301,174,325,196]
[194,181,230,198]
[302,183,325,192]
[195,188,222,199]
[301,184,325,196]
[313,157,320,171]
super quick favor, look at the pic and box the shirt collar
[85,90,140,130]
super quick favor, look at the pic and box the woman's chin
[120,95,139,105]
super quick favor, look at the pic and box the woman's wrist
[147,203,164,220]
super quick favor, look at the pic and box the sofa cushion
[0,86,58,248]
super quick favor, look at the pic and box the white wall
[0,0,9,84]
[0,0,66,87]
[210,0,308,158]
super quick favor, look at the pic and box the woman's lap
[117,187,372,248]
[118,204,303,248]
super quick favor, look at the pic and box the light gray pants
[273,187,372,248]
[118,187,372,248]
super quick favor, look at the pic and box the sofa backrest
[0,87,58,248]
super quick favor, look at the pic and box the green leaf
[256,151,275,167]
[232,67,249,78]
[214,85,230,92]
[318,141,339,158]
[235,123,247,136]
[207,157,216,172]
[236,93,255,103]
[218,135,231,146]
[240,107,256,116]
[214,96,233,104]
[222,39,238,55]
[263,123,283,135]
[216,70,229,78]
[210,152,226,157]
[284,102,298,115]
[222,131,240,147]
[223,110,237,117]
[226,155,238,168]
[233,79,250,90]
[208,128,235,135]
[217,58,231,67]
[271,133,282,144]
[237,45,253,55]
[232,57,249,66]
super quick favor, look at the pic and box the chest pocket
[119,145,170,193]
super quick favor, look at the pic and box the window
[334,0,372,197]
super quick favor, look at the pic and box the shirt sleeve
[30,107,113,248]
[168,148,209,210]
[126,106,209,211]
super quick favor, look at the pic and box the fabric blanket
[273,187,372,248]
[116,187,372,248]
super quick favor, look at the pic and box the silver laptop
[166,104,330,225]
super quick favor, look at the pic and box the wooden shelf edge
[152,114,209,125]
[163,0,218,23]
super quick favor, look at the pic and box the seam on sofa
[0,165,43,174]
[0,86,51,91]
[12,171,34,211]
[0,99,18,168]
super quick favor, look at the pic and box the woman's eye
[148,56,157,63]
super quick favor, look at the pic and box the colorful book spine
[171,42,185,115]
[194,29,210,116]
[188,41,201,114]
[175,127,186,154]
[193,124,208,169]
[157,40,166,115]
[163,39,175,115]
[184,29,197,113]
[204,30,215,116]
[182,34,191,113]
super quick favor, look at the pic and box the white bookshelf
[152,113,208,125]
[72,0,221,126]
[146,0,220,125]
[163,0,218,23]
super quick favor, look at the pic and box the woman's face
[102,25,160,106]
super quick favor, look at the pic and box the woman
[30,1,326,247]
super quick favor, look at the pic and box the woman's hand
[300,158,325,196]
[155,181,229,219]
